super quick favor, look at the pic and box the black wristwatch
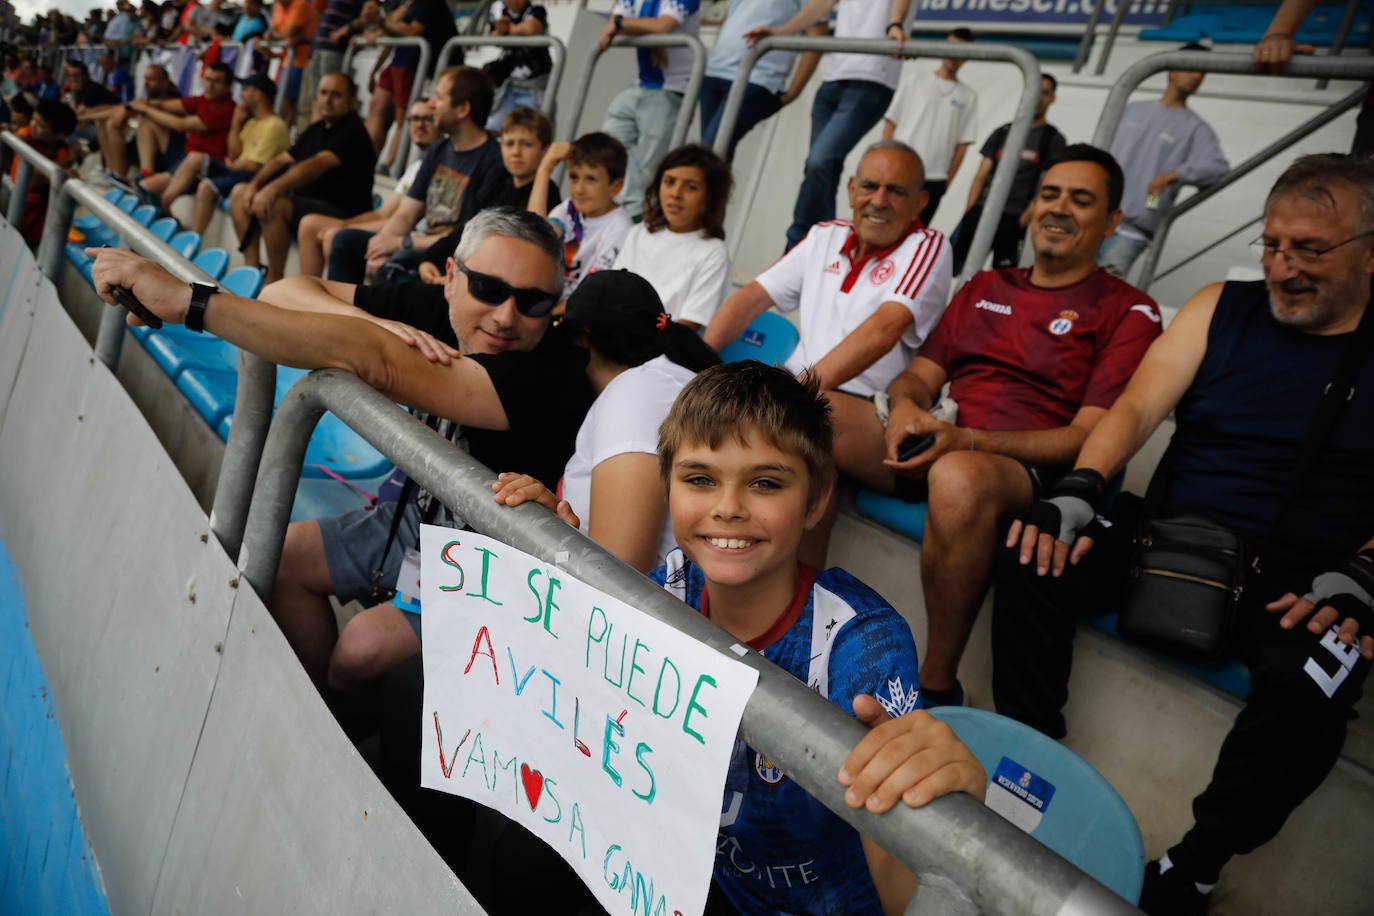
[186,281,218,333]
[612,13,624,32]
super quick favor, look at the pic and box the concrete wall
[0,223,482,914]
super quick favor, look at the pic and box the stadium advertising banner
[419,526,759,916]
[913,0,1168,27]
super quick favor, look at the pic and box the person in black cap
[188,71,290,234]
[493,269,721,572]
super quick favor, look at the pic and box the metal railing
[718,36,1043,281]
[234,369,1144,916]
[342,35,435,177]
[1092,50,1374,291]
[562,32,706,147]
[432,33,567,119]
[4,131,71,284]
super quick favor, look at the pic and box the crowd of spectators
[4,2,1374,914]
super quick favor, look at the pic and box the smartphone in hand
[896,432,936,462]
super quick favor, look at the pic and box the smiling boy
[652,362,985,915]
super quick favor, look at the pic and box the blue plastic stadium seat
[149,217,178,243]
[928,706,1145,904]
[191,247,229,280]
[71,188,126,234]
[169,230,201,258]
[719,311,800,366]
[220,265,264,299]
[130,204,157,228]
[855,488,927,540]
[141,327,237,379]
[176,365,238,427]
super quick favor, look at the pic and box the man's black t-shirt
[353,282,594,488]
[289,110,377,215]
[73,82,120,108]
[420,176,561,269]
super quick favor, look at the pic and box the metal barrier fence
[717,36,1043,282]
[1092,50,1374,291]
[431,33,567,120]
[233,369,1143,916]
[562,32,706,147]
[342,35,434,177]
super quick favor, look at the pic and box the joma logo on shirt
[975,299,1012,315]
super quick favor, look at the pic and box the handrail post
[344,35,433,176]
[433,35,567,120]
[561,33,706,147]
[1093,0,1135,76]
[1317,0,1362,90]
[1073,0,1106,73]
[717,37,1041,280]
[3,131,70,280]
[236,370,1144,916]
[7,158,31,227]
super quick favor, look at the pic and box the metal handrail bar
[432,34,567,119]
[1135,82,1365,288]
[1151,212,1264,282]
[462,0,497,35]
[58,177,276,559]
[718,36,1042,282]
[1093,0,1136,76]
[1073,0,1109,74]
[1316,0,1362,89]
[1093,51,1374,292]
[236,369,1144,916]
[561,33,707,147]
[342,35,434,177]
[1,131,65,234]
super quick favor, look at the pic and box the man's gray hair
[453,207,565,296]
[1267,153,1374,233]
[859,139,926,188]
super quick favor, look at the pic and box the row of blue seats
[64,190,392,488]
[1141,3,1370,45]
[725,310,1251,700]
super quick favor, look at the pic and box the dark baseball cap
[237,72,276,97]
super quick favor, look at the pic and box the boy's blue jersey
[650,550,923,916]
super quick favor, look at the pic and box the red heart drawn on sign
[521,763,544,811]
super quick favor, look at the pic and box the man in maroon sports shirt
[830,143,1163,707]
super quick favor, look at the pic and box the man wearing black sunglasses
[90,208,597,697]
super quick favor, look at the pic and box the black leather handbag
[1117,290,1374,663]
[1118,514,1250,661]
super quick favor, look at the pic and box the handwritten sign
[419,526,759,916]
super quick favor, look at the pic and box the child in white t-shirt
[529,131,633,312]
[612,143,734,330]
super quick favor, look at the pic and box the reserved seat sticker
[986,756,1056,833]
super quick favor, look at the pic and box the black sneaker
[1139,859,1209,915]
[921,679,965,709]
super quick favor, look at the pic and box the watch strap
[186,282,217,333]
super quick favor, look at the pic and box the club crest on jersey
[754,753,786,784]
[870,258,895,285]
[1048,310,1079,336]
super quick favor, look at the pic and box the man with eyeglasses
[131,62,239,209]
[88,207,596,698]
[996,153,1374,915]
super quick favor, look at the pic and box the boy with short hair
[528,130,633,304]
[654,362,986,915]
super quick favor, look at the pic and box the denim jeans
[603,86,683,219]
[327,227,376,284]
[486,84,540,133]
[698,76,783,162]
[1098,230,1149,281]
[785,79,894,250]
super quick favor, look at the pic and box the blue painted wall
[0,538,109,915]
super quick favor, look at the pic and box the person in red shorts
[365,0,457,171]
[133,62,238,211]
[829,144,1164,708]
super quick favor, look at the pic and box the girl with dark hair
[493,269,720,572]
[611,143,734,331]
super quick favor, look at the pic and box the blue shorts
[284,65,304,103]
[317,500,422,607]
[204,159,256,199]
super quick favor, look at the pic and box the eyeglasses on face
[409,115,434,124]
[454,260,557,318]
[1249,231,1374,267]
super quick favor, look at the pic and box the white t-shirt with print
[548,200,634,296]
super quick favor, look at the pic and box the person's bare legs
[365,87,394,155]
[380,107,405,171]
[270,519,341,686]
[297,211,345,277]
[328,603,421,690]
[133,117,170,174]
[261,196,294,283]
[228,182,260,268]
[95,113,129,176]
[799,392,895,566]
[918,450,1035,693]
[158,151,205,210]
[192,179,219,235]
[138,171,172,195]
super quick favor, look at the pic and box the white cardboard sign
[419,525,759,916]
